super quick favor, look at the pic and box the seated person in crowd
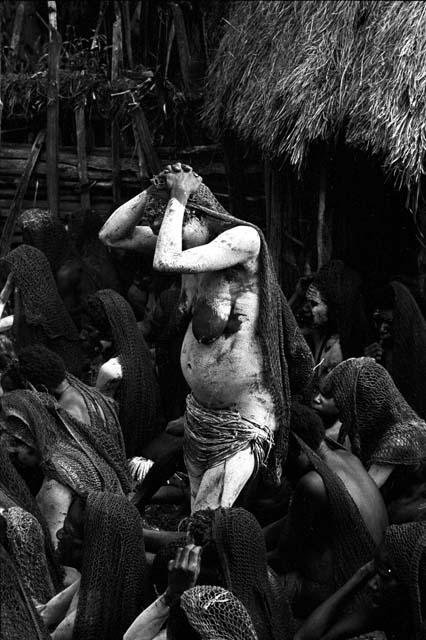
[296,520,426,640]
[293,260,370,384]
[82,289,163,457]
[1,244,85,376]
[144,507,291,640]
[0,389,131,544]
[38,491,150,640]
[267,403,387,618]
[11,344,125,448]
[365,281,426,419]
[315,357,426,522]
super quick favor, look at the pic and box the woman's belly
[181,323,276,429]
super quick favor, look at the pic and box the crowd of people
[1,162,426,639]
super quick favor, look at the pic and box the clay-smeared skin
[180,263,276,428]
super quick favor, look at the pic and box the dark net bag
[388,281,426,419]
[1,390,131,496]
[144,176,314,482]
[73,491,151,640]
[181,585,259,640]
[0,446,64,592]
[293,434,377,598]
[213,507,293,640]
[323,357,426,467]
[0,543,50,640]
[2,245,84,375]
[19,208,71,273]
[382,522,426,639]
[87,289,162,456]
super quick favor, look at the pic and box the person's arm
[295,561,377,640]
[153,165,260,273]
[124,544,202,640]
[368,463,394,488]
[99,191,157,254]
[36,578,81,629]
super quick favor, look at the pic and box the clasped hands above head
[159,162,203,198]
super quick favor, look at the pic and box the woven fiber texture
[19,208,71,273]
[2,245,84,375]
[1,390,131,496]
[0,543,50,640]
[87,289,162,456]
[213,507,292,640]
[323,357,426,466]
[73,491,151,640]
[388,281,426,419]
[383,521,426,639]
[5,506,55,603]
[145,176,314,481]
[293,435,377,597]
[0,446,63,592]
[181,585,258,640]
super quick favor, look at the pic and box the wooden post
[111,2,123,204]
[9,2,26,69]
[316,158,331,269]
[74,103,91,212]
[130,102,161,177]
[170,2,194,97]
[122,0,133,69]
[46,1,61,216]
[0,130,45,257]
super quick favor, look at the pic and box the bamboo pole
[316,161,327,269]
[0,130,45,257]
[130,102,161,177]
[170,2,193,97]
[91,0,107,50]
[46,1,61,216]
[111,2,123,204]
[10,2,26,69]
[122,0,133,69]
[74,103,91,212]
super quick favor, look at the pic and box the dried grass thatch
[204,0,426,187]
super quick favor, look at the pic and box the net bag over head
[0,542,50,640]
[88,289,162,456]
[2,245,84,375]
[144,172,314,481]
[0,446,63,591]
[213,507,292,640]
[181,585,258,640]
[1,390,131,496]
[19,208,71,273]
[4,506,55,603]
[73,491,151,640]
[323,357,426,466]
[382,521,426,639]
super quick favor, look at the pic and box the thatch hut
[0,0,264,254]
[204,0,426,296]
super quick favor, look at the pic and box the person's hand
[161,162,202,202]
[355,559,376,583]
[165,416,184,436]
[364,342,383,362]
[164,544,202,605]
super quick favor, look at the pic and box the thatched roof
[203,0,426,187]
